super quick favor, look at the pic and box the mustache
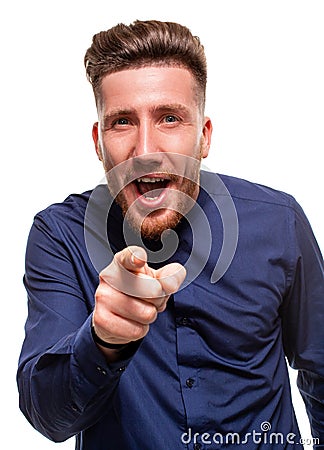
[124,170,179,185]
[106,153,201,192]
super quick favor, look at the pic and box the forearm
[17,316,133,442]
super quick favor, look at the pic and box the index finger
[101,246,164,299]
[115,246,148,273]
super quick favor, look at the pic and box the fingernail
[131,250,142,265]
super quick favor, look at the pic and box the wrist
[91,325,129,351]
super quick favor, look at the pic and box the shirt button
[118,366,126,373]
[181,317,189,325]
[96,366,107,376]
[194,444,202,450]
[186,378,195,388]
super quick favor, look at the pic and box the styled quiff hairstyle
[84,20,207,109]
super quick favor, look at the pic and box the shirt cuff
[73,315,139,388]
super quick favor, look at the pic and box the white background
[1,0,323,448]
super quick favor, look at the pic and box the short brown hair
[84,20,207,109]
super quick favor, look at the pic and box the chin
[139,209,183,240]
[118,197,183,240]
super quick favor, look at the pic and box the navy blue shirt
[17,171,324,449]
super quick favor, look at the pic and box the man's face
[92,66,212,239]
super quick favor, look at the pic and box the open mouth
[134,176,171,202]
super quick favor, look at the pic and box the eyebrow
[102,108,133,126]
[102,103,192,128]
[151,103,191,113]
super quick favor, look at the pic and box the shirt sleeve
[17,211,138,442]
[281,199,324,446]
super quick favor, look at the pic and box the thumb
[155,263,186,295]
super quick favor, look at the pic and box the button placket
[174,290,205,438]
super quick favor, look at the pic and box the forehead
[98,66,200,111]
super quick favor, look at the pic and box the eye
[114,117,129,126]
[164,115,178,124]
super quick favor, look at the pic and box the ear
[92,122,103,161]
[201,117,213,159]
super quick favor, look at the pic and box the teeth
[143,194,159,201]
[137,177,165,183]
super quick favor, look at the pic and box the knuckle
[156,299,168,313]
[95,283,114,306]
[130,324,149,341]
[94,287,106,305]
[140,304,157,324]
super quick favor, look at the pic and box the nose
[133,119,157,157]
[132,120,165,174]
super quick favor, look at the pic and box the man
[17,20,323,449]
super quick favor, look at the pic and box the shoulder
[28,185,114,253]
[26,185,114,273]
[200,170,297,210]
